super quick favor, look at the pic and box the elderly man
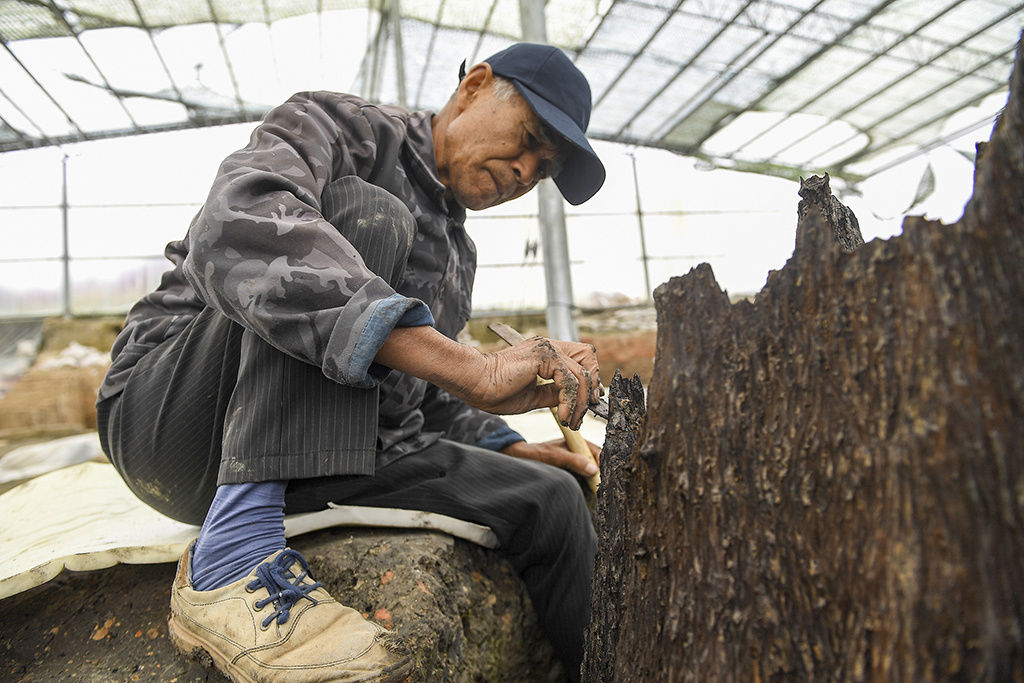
[96,42,606,682]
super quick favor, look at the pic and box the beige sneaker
[167,543,413,682]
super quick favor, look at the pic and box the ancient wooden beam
[584,34,1024,682]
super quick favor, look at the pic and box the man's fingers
[527,339,584,429]
[550,362,588,430]
[502,439,601,478]
[554,340,601,404]
[565,358,595,429]
[577,346,601,403]
[553,440,599,477]
[550,364,578,428]
[532,380,562,410]
[536,444,595,477]
[549,449,592,476]
[581,368,594,407]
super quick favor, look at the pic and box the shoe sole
[167,613,414,683]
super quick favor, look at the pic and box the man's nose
[512,151,542,186]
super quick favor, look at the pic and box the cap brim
[513,81,606,205]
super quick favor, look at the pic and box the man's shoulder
[274,92,435,167]
[286,91,417,126]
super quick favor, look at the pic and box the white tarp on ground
[0,433,107,484]
[0,410,605,599]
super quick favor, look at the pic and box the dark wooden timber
[583,33,1024,683]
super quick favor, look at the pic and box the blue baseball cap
[480,43,606,205]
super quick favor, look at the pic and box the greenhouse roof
[0,0,1021,184]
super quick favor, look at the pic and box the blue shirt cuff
[397,302,435,328]
[476,425,525,452]
[351,294,435,385]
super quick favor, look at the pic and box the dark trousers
[96,176,595,677]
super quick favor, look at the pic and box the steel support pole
[518,0,578,341]
[631,152,652,302]
[538,181,578,339]
[60,153,71,317]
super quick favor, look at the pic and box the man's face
[435,70,563,211]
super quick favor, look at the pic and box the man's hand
[502,438,601,477]
[465,336,601,429]
[375,327,601,430]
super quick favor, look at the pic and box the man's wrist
[477,425,525,452]
[375,325,484,398]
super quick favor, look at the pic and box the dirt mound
[2,528,565,682]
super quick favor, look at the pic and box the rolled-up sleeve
[181,92,430,387]
[475,424,526,452]
[348,293,435,386]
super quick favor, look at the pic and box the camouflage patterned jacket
[98,91,522,460]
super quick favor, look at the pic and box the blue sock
[191,481,287,591]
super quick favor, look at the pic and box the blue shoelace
[246,549,323,629]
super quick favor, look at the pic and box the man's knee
[532,466,595,537]
[320,176,415,288]
[541,465,585,500]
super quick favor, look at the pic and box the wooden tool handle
[552,408,599,494]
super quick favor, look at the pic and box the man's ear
[456,62,493,110]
